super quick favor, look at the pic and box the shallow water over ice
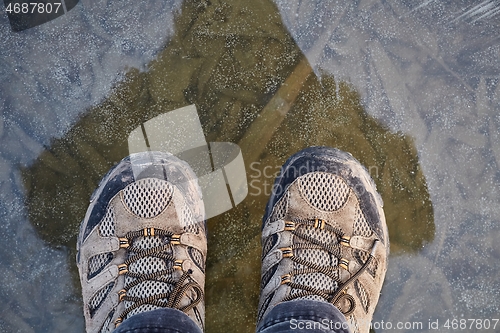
[0,0,498,332]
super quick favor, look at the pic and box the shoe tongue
[291,224,340,301]
[124,235,174,318]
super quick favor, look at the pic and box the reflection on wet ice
[20,0,433,332]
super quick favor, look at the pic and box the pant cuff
[256,299,351,333]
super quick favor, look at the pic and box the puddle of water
[7,0,498,332]
[17,0,432,332]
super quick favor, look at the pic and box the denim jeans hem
[256,299,351,333]
[112,308,203,333]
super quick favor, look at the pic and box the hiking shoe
[257,147,389,333]
[77,151,207,333]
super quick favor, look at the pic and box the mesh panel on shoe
[355,280,370,313]
[262,233,278,258]
[349,316,361,333]
[88,252,114,279]
[354,249,378,278]
[367,258,378,277]
[295,224,338,247]
[257,291,275,323]
[261,263,278,291]
[270,192,289,222]
[297,173,350,211]
[353,206,373,237]
[354,249,369,265]
[291,225,339,300]
[180,202,200,234]
[121,178,173,218]
[99,310,115,333]
[99,206,115,237]
[294,248,338,269]
[89,282,115,317]
[128,237,169,274]
[124,235,174,318]
[125,279,173,303]
[188,246,205,273]
[292,272,338,295]
[134,235,166,249]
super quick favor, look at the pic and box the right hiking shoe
[257,147,389,333]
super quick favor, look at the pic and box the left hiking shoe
[77,151,207,332]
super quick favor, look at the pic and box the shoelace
[279,218,378,316]
[114,228,204,327]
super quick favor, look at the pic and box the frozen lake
[0,0,499,332]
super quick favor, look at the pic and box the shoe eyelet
[115,317,123,327]
[340,236,351,247]
[280,247,293,258]
[118,289,127,301]
[281,274,291,285]
[143,228,155,237]
[174,259,184,270]
[284,221,295,231]
[118,263,128,275]
[171,234,181,245]
[340,258,349,270]
[314,219,325,229]
[119,238,130,248]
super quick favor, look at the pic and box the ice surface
[275,0,500,328]
[0,0,181,331]
[1,0,499,332]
